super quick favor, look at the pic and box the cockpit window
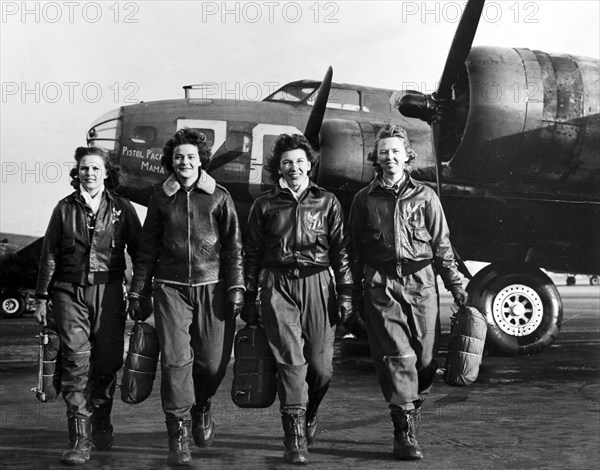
[264,84,319,103]
[308,87,361,111]
[265,82,370,112]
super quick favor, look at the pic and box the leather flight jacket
[36,190,142,296]
[349,174,462,289]
[129,172,244,293]
[244,180,353,294]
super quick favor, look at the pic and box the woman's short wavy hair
[367,123,417,174]
[161,128,212,173]
[69,146,119,190]
[265,133,319,183]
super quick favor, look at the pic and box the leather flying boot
[60,417,92,465]
[305,407,319,445]
[281,410,309,464]
[166,417,192,466]
[191,401,215,447]
[91,410,114,450]
[306,391,326,445]
[413,399,423,434]
[391,408,423,460]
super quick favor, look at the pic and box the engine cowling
[447,46,600,199]
[317,118,383,191]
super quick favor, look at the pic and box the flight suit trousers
[153,282,235,419]
[52,279,126,419]
[260,268,337,411]
[362,264,440,410]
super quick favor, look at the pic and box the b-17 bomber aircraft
[4,0,597,358]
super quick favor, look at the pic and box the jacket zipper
[187,190,192,284]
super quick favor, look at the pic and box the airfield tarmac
[0,285,598,470]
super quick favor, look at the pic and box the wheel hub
[2,298,19,315]
[492,284,544,336]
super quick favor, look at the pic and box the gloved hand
[138,296,154,320]
[33,299,48,326]
[227,288,244,319]
[450,286,468,307]
[241,291,258,324]
[127,293,153,321]
[337,295,353,324]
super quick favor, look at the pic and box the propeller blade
[437,0,485,100]
[304,66,333,150]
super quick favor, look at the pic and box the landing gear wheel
[566,276,576,286]
[590,276,599,286]
[466,262,562,356]
[1,292,26,318]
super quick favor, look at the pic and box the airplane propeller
[397,0,485,280]
[398,0,484,163]
[304,66,333,150]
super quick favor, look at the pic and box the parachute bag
[231,324,277,408]
[31,325,62,402]
[121,321,159,404]
[444,305,487,387]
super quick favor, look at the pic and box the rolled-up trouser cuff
[377,354,419,407]
[64,391,92,418]
[276,363,309,410]
[161,361,194,418]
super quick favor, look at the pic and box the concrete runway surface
[0,285,598,469]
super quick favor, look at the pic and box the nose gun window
[131,126,157,145]
[87,109,121,151]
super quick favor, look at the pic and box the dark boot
[305,407,319,445]
[91,410,114,450]
[413,399,423,434]
[60,417,91,465]
[166,417,192,467]
[191,401,215,447]
[306,392,325,445]
[391,408,423,460]
[281,410,309,465]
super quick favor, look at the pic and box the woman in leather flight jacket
[349,124,468,462]
[127,128,245,466]
[243,134,353,464]
[34,146,142,465]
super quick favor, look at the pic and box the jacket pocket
[60,238,77,268]
[201,240,219,259]
[363,228,382,244]
[412,228,433,258]
[413,228,432,243]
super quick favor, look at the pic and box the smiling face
[376,136,409,181]
[78,154,107,196]
[279,148,311,191]
[173,143,201,186]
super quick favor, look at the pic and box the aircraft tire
[590,276,599,286]
[566,276,576,286]
[466,262,562,356]
[1,291,26,318]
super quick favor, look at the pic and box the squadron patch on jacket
[304,212,323,231]
[404,201,426,225]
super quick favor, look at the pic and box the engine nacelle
[317,118,379,191]
[447,46,600,199]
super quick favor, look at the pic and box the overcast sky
[1,0,599,237]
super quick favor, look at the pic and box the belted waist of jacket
[349,174,462,289]
[129,172,244,293]
[244,180,353,294]
[36,189,141,296]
